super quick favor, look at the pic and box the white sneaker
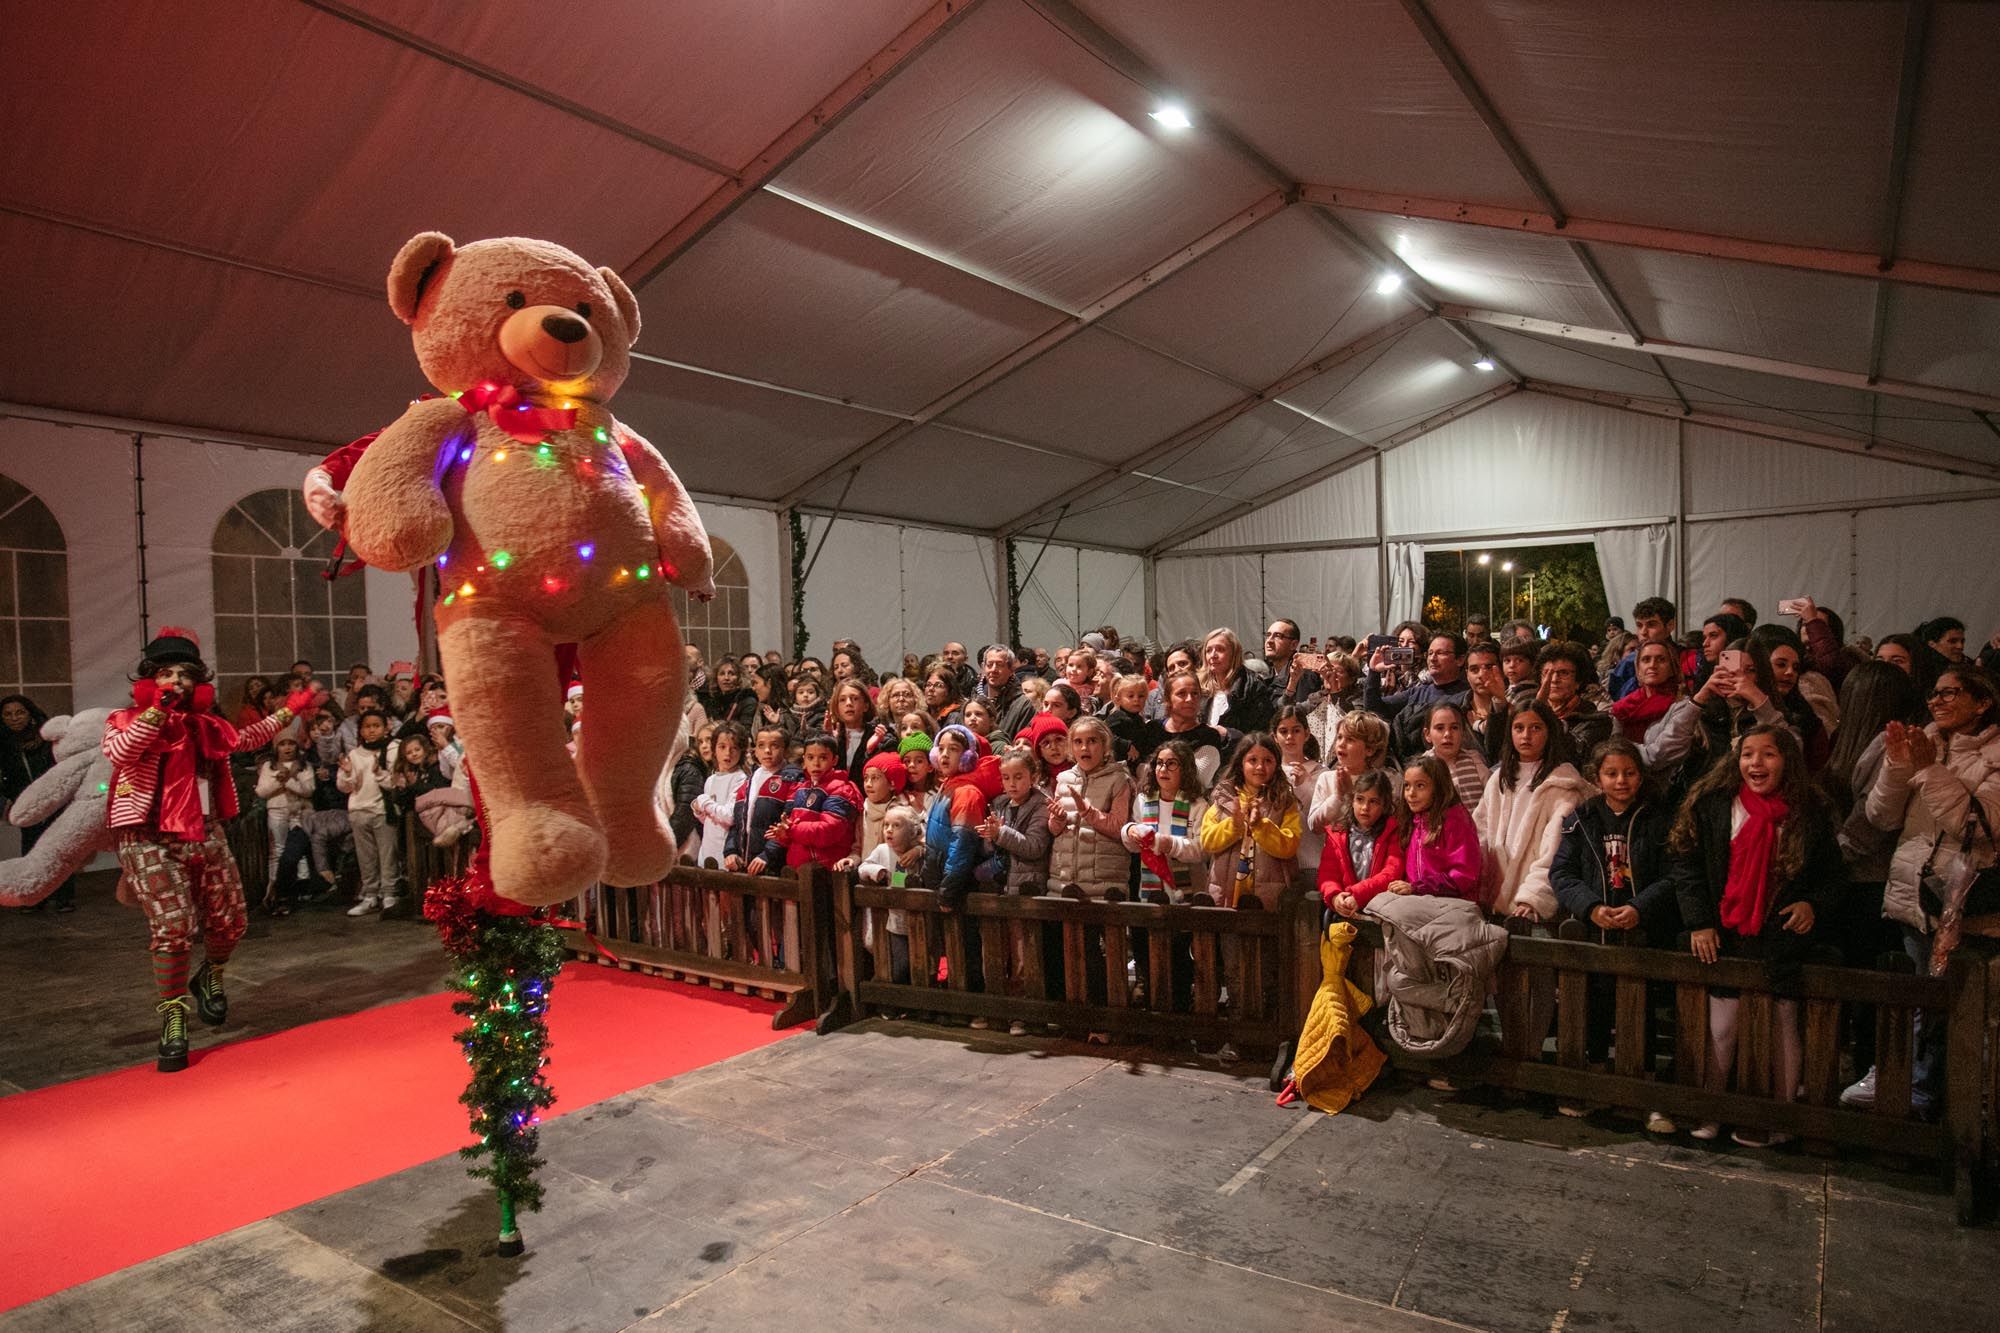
[1008,1021,1028,1037]
[1644,1111,1677,1135]
[1731,1127,1791,1149]
[969,1016,991,1030]
[346,896,380,917]
[1689,1121,1722,1141]
[1839,1068,1877,1109]
[379,896,401,913]
[1216,1042,1240,1063]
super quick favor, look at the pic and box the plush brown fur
[337,233,713,905]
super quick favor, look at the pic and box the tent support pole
[1143,554,1158,646]
[778,509,798,662]
[1015,506,1068,593]
[131,434,149,640]
[799,470,859,589]
[1674,419,1689,613]
[993,536,1010,648]
[1374,455,1390,633]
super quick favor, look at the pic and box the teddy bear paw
[488,807,608,906]
[601,824,675,889]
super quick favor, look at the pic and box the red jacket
[1316,817,1407,911]
[780,773,863,870]
[105,702,292,840]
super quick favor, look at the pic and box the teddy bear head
[387,232,642,404]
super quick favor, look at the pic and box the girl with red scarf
[104,628,321,1072]
[1667,724,1842,1146]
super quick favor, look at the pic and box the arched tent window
[212,489,367,704]
[670,537,750,664]
[0,474,71,715]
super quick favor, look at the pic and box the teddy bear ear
[598,266,641,346]
[387,232,456,324]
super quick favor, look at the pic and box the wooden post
[1945,953,1988,1223]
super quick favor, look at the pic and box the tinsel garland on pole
[424,872,563,1258]
[788,507,810,658]
[1005,538,1020,649]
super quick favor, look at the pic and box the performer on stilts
[103,627,322,1072]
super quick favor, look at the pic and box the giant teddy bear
[310,233,713,906]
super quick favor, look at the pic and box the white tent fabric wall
[1014,543,1145,651]
[1595,524,1678,627]
[1262,548,1381,646]
[1386,542,1425,627]
[1855,499,2000,644]
[1382,393,1675,538]
[1175,457,1377,552]
[799,514,1004,668]
[1681,424,1978,516]
[1154,553,1261,646]
[1684,514,1844,639]
[0,417,139,710]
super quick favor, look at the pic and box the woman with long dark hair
[1,693,71,912]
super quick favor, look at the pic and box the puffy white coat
[1867,723,2000,932]
[1476,759,1594,921]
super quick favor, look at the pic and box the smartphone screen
[1720,649,1746,674]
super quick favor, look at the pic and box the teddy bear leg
[439,612,607,905]
[574,599,684,887]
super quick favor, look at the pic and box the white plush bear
[1,709,116,907]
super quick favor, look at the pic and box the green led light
[491,551,513,570]
[636,564,651,580]
[594,427,609,442]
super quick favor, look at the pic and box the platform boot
[157,997,191,1073]
[188,959,228,1026]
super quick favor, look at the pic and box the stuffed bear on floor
[310,233,713,906]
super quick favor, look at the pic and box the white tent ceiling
[4,0,1998,556]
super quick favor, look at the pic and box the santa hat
[565,683,584,701]
[862,751,909,793]
[142,625,205,668]
[424,711,455,730]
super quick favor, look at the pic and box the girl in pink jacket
[1393,755,1483,901]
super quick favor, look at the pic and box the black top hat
[142,625,206,668]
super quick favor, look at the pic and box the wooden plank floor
[8,1015,1996,1332]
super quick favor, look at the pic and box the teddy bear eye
[505,290,526,310]
[575,301,592,319]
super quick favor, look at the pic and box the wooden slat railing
[559,864,834,1030]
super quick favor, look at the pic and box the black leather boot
[157,998,190,1073]
[188,960,228,1026]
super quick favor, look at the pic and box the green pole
[496,1187,523,1258]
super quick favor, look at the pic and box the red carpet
[0,967,795,1312]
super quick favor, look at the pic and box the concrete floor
[6,875,1997,1331]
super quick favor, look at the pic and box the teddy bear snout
[499,304,603,383]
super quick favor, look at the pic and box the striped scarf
[1134,794,1194,893]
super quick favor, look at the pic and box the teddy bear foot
[487,807,608,906]
[600,825,675,890]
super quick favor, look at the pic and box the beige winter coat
[1476,760,1594,921]
[1049,762,1135,896]
[1866,723,2000,933]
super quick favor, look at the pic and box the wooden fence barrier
[820,879,1321,1079]
[1346,918,1997,1224]
[397,816,471,907]
[559,864,834,1030]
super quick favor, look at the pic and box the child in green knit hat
[898,732,935,811]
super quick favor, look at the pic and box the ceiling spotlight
[1150,103,1192,130]
[1373,272,1403,295]
[1474,357,1496,372]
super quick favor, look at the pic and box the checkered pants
[116,825,248,958]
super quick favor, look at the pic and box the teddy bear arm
[342,398,465,572]
[619,429,715,599]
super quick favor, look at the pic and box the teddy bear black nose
[541,312,589,344]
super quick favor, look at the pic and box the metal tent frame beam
[1523,382,2000,481]
[621,0,985,288]
[1299,185,2000,298]
[1444,305,2000,415]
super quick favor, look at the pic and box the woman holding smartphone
[1690,637,1797,777]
